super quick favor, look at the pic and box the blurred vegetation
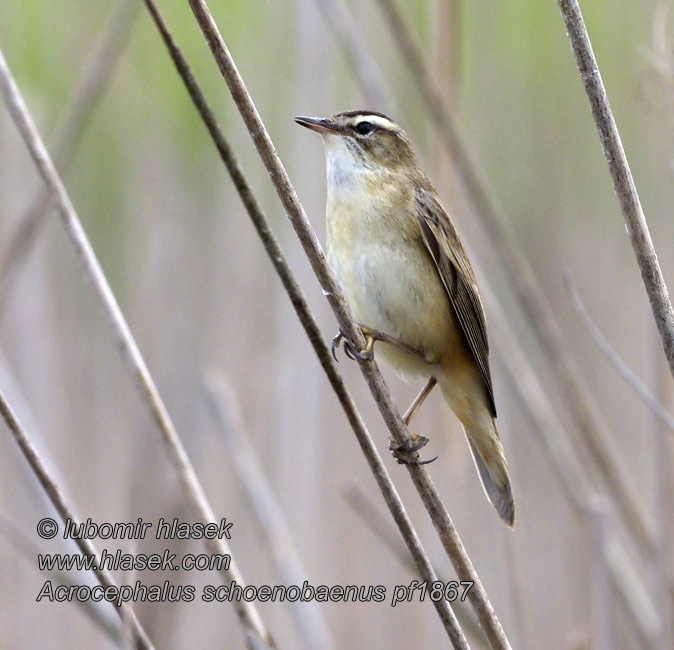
[1,0,673,648]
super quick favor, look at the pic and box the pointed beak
[294,116,341,135]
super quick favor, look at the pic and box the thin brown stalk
[0,44,275,650]
[0,0,140,314]
[143,1,469,646]
[368,0,655,558]
[0,389,155,650]
[557,0,674,380]
[183,2,510,648]
[565,274,674,436]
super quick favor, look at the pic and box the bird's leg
[331,325,426,362]
[389,376,439,465]
[402,376,438,425]
[331,328,437,463]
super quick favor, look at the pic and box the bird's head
[295,110,417,182]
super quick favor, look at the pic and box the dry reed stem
[557,0,674,380]
[183,1,511,648]
[0,390,155,650]
[369,0,656,557]
[0,0,140,314]
[143,1,469,645]
[0,44,275,650]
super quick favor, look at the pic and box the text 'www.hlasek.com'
[34,516,473,607]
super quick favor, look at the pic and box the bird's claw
[331,327,374,362]
[331,331,344,362]
[389,434,438,465]
[343,338,374,361]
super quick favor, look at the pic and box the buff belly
[327,229,460,381]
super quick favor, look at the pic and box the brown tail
[438,369,515,526]
[465,426,515,527]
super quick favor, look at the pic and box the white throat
[322,135,375,193]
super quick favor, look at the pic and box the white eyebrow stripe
[356,115,397,131]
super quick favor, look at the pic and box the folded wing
[415,187,496,416]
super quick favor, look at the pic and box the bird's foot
[331,325,425,363]
[389,433,438,465]
[331,327,374,362]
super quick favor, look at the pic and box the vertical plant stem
[557,0,674,381]
[183,2,511,647]
[0,44,275,650]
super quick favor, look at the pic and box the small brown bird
[295,110,514,526]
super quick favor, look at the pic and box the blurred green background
[1,1,673,648]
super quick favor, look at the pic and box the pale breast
[326,187,459,371]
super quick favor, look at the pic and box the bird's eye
[355,121,374,135]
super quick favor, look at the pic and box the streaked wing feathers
[415,187,496,416]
